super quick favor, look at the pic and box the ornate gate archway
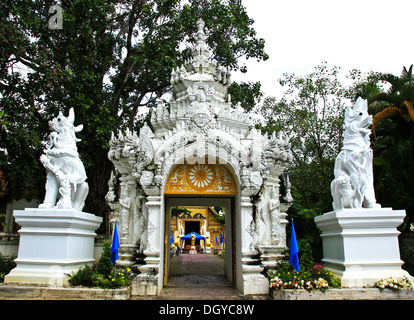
[106,19,293,296]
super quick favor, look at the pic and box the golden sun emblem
[186,164,216,191]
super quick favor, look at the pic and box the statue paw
[57,199,72,209]
[368,203,381,209]
[39,203,54,209]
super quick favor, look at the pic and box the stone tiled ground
[145,253,269,300]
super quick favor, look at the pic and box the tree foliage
[369,65,414,137]
[227,81,263,112]
[367,65,414,231]
[0,0,268,220]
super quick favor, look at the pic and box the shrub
[67,262,132,289]
[400,244,414,276]
[66,242,132,289]
[267,242,341,292]
[66,263,99,287]
[96,242,113,276]
[99,270,130,289]
[268,262,341,292]
[0,253,16,282]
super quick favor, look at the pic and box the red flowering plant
[268,245,340,292]
[268,262,340,292]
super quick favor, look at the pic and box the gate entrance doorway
[163,195,236,287]
[185,221,200,235]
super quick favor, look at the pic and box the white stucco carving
[106,19,293,295]
[331,98,380,211]
[39,108,89,211]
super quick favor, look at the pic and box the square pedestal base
[314,208,412,287]
[5,208,102,285]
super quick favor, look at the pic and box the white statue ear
[74,124,83,132]
[68,108,75,123]
[345,104,353,118]
[354,97,367,114]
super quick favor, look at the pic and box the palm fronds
[370,65,414,138]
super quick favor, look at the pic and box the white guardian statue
[38,108,89,211]
[316,98,411,288]
[331,97,380,210]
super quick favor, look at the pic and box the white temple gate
[106,19,293,296]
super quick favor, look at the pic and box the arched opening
[162,161,239,289]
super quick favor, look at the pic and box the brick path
[154,253,269,300]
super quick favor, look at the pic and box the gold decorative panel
[165,164,237,195]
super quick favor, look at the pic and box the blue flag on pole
[220,233,225,245]
[111,222,120,266]
[289,220,300,272]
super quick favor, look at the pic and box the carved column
[141,194,162,271]
[134,184,162,296]
[260,169,289,272]
[240,193,269,295]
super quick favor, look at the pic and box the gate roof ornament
[108,18,293,197]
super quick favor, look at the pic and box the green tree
[0,0,268,220]
[212,206,225,225]
[366,65,414,231]
[255,63,366,260]
[171,206,191,218]
[227,81,263,112]
[370,65,414,138]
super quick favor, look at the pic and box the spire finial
[195,18,208,50]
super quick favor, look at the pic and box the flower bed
[268,262,341,293]
[270,287,414,300]
[374,276,413,291]
[66,241,132,289]
[268,262,414,300]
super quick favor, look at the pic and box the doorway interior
[183,221,200,246]
[163,195,236,287]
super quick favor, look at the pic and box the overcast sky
[232,0,414,98]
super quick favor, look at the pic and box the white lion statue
[331,98,381,211]
[39,108,89,211]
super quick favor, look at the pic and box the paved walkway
[152,253,269,300]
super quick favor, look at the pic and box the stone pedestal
[314,208,412,287]
[5,209,102,285]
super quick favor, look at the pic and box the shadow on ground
[150,253,269,300]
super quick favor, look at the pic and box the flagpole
[114,262,116,279]
[111,222,120,280]
[292,218,295,284]
[289,218,300,276]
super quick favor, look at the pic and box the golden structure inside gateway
[165,164,230,253]
[170,206,225,253]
